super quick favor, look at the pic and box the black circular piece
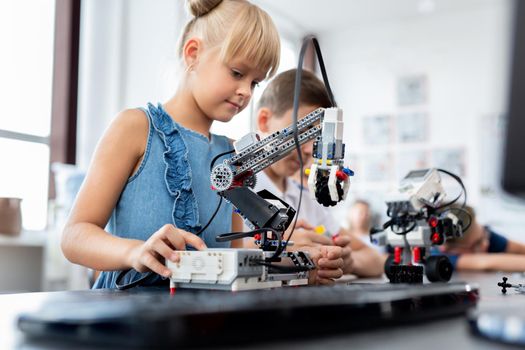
[384,255,396,281]
[425,255,453,282]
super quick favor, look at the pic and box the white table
[0,230,47,293]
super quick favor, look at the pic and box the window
[0,1,56,230]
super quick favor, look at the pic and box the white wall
[315,2,525,239]
[77,0,185,169]
[321,2,510,192]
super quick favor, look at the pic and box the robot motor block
[167,249,314,291]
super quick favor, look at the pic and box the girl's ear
[256,107,273,133]
[183,38,202,69]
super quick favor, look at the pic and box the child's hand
[332,235,354,274]
[129,224,206,277]
[303,245,344,285]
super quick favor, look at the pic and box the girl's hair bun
[187,0,223,17]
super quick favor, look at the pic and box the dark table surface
[2,271,524,349]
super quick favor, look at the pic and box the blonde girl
[62,0,343,289]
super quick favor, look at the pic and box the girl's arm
[61,109,205,277]
[456,253,525,272]
[506,240,525,254]
[62,109,147,270]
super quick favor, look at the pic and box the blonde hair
[179,0,280,78]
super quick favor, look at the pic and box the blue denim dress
[93,103,233,288]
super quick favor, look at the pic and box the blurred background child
[440,205,525,271]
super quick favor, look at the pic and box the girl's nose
[237,81,252,99]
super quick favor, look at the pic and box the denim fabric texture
[93,103,233,288]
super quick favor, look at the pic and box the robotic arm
[166,107,353,291]
[211,107,352,244]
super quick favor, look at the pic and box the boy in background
[252,68,384,277]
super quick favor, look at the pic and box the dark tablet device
[18,282,478,348]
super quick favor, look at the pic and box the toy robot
[371,168,468,284]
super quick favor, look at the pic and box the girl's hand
[284,219,345,284]
[128,224,207,277]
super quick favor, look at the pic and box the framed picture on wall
[397,74,428,106]
[363,114,393,145]
[397,112,428,143]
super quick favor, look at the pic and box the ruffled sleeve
[146,103,201,233]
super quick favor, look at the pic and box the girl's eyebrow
[229,60,266,81]
[230,60,261,73]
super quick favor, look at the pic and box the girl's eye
[251,81,260,89]
[231,69,243,79]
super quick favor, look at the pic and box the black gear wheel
[243,175,257,189]
[314,174,343,207]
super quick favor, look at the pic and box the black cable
[117,149,234,290]
[390,220,418,235]
[272,35,336,260]
[215,230,257,242]
[195,197,222,236]
[435,168,467,209]
[270,38,308,259]
[200,148,235,235]
[311,37,337,107]
[210,149,235,171]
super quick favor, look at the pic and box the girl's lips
[226,100,241,109]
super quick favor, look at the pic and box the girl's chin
[213,114,235,123]
[208,111,235,123]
